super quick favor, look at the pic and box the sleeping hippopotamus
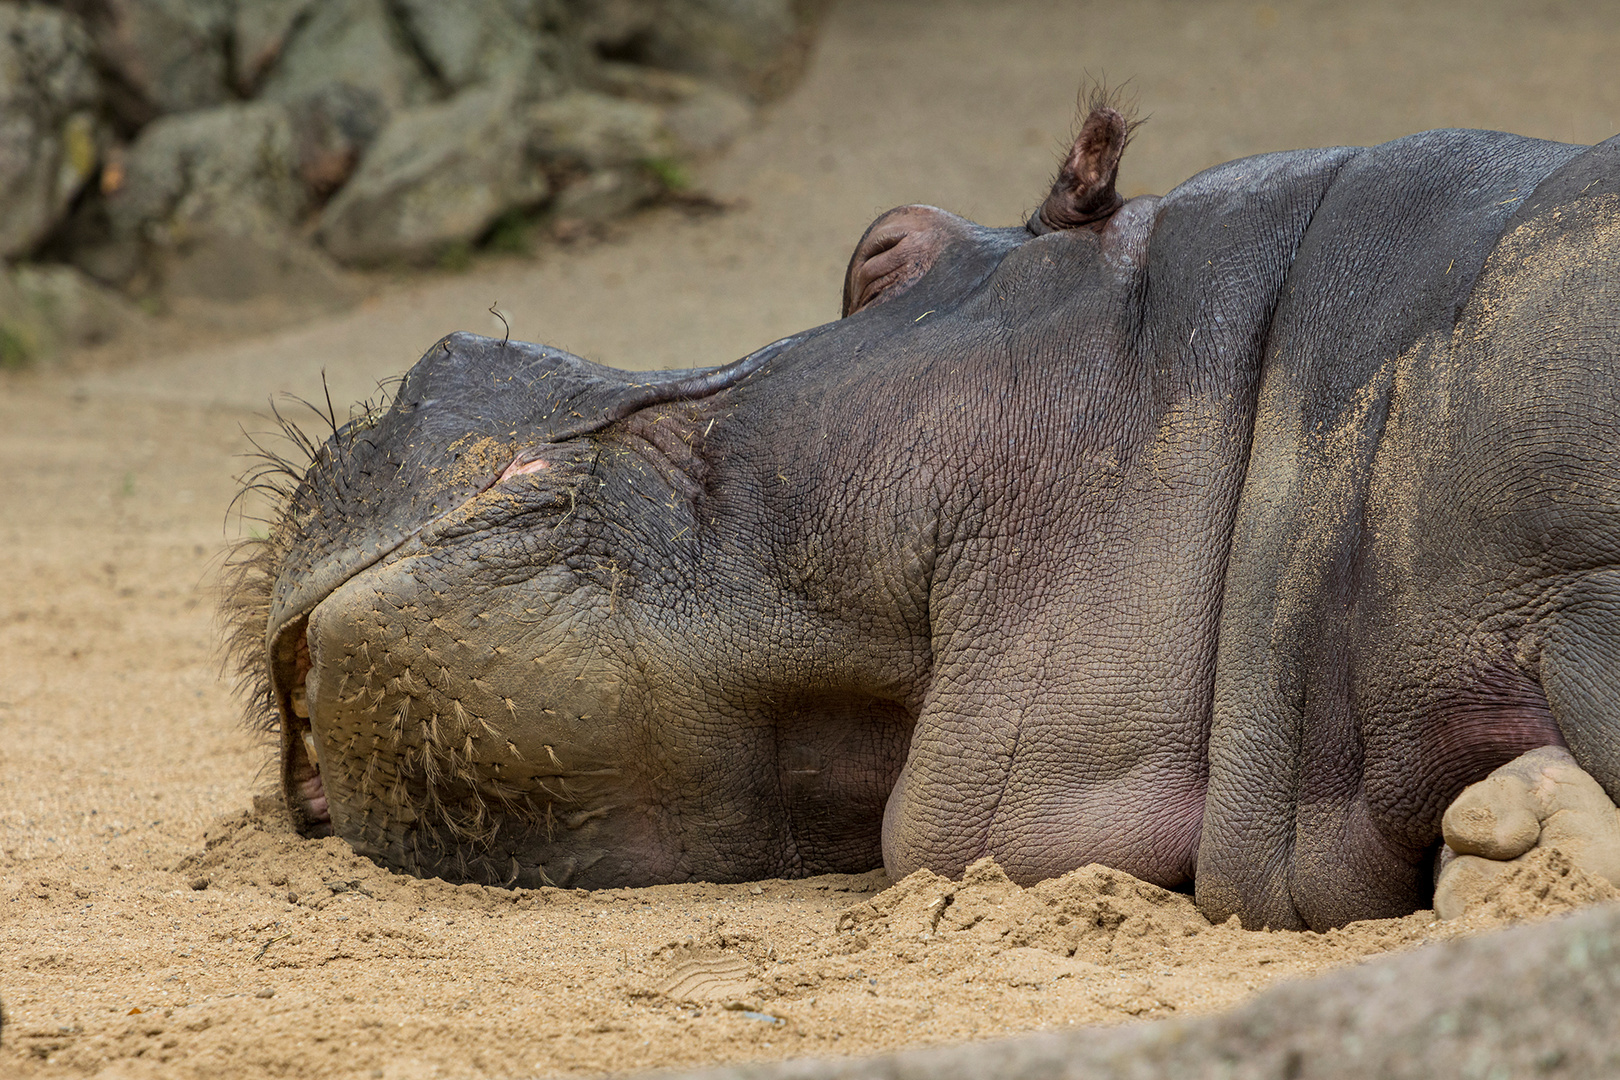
[228,101,1620,931]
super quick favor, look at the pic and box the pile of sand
[13,794,1611,1080]
[1445,847,1618,926]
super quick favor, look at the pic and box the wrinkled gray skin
[250,108,1620,931]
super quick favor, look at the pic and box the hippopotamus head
[226,103,1142,889]
[230,100,1620,927]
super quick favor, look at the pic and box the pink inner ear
[850,233,922,306]
[1035,105,1131,233]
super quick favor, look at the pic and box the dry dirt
[4,2,1620,1079]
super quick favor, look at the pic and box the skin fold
[227,106,1620,930]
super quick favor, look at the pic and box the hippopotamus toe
[1435,747,1620,918]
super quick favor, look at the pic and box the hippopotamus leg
[1434,746,1620,918]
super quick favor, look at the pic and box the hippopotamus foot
[1433,746,1620,918]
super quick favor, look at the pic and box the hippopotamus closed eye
[228,99,1620,931]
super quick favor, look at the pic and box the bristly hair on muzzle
[217,379,396,747]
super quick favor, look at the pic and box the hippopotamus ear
[1031,103,1136,234]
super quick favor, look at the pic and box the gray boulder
[549,166,662,225]
[523,89,682,226]
[86,100,351,303]
[288,82,392,203]
[61,0,232,127]
[526,75,750,171]
[231,0,319,96]
[390,0,566,94]
[0,263,143,366]
[317,82,551,264]
[527,89,677,169]
[108,101,304,235]
[663,84,753,156]
[257,0,436,111]
[0,4,101,258]
[590,62,752,155]
[526,78,750,224]
[570,0,833,100]
[661,902,1620,1080]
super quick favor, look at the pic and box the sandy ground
[3,2,1620,1078]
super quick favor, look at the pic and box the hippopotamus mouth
[270,434,580,836]
[282,628,327,827]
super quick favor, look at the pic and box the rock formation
[0,0,830,364]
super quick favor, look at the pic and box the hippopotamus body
[231,104,1620,930]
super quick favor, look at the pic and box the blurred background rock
[0,0,830,366]
[4,0,1617,381]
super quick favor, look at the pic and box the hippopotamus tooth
[225,95,1620,931]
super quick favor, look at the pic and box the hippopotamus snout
[295,516,659,887]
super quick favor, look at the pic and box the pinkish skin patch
[300,773,330,822]
[497,455,551,483]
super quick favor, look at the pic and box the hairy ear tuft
[1033,89,1143,234]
